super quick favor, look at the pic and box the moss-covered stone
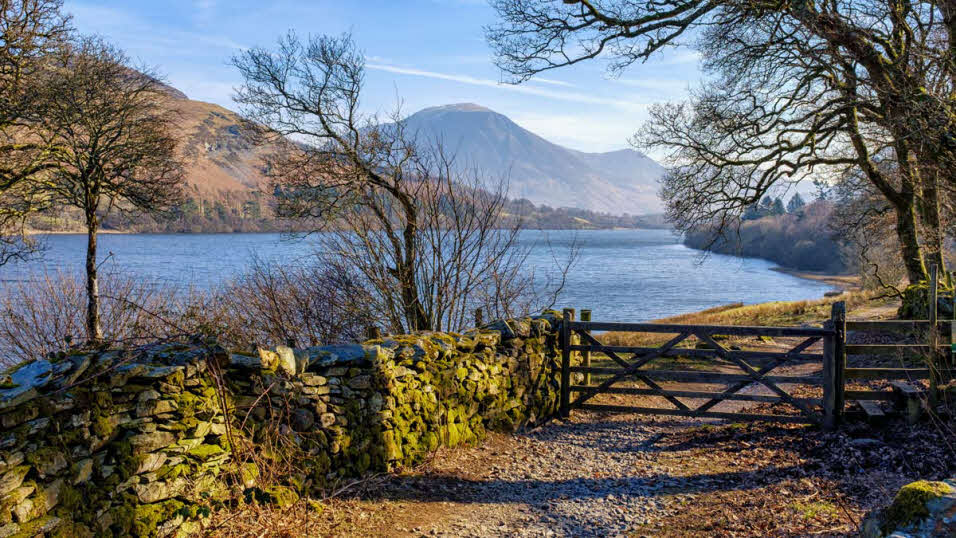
[255,486,299,509]
[882,480,954,533]
[899,281,955,319]
[186,444,224,460]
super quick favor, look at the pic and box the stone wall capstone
[0,312,566,537]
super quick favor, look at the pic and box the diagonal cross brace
[571,330,691,411]
[694,336,820,414]
[694,332,821,422]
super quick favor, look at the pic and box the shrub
[0,258,377,366]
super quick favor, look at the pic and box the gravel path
[375,353,833,536]
[379,412,690,537]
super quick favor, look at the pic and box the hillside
[683,201,847,273]
[158,97,666,220]
[29,91,667,233]
[401,103,664,215]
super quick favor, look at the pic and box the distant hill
[159,87,273,194]
[683,201,846,273]
[161,97,667,217]
[29,89,668,233]
[400,104,664,215]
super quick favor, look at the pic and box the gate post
[822,319,835,430]
[833,301,846,422]
[580,309,592,386]
[928,264,940,406]
[560,309,572,418]
[822,301,846,430]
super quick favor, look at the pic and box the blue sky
[63,0,702,154]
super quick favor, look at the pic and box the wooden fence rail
[558,264,955,428]
[559,306,842,427]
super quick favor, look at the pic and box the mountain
[160,91,663,216]
[159,87,272,197]
[400,103,664,215]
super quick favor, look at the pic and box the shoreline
[24,225,675,236]
[769,266,860,291]
[26,229,130,235]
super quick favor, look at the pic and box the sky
[63,0,703,154]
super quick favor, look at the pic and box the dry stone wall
[0,312,566,537]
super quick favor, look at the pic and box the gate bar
[571,322,834,337]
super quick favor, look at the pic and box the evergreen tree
[771,197,786,215]
[759,196,773,213]
[787,193,806,213]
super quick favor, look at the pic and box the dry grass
[599,290,878,348]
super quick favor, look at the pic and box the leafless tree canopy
[488,0,956,285]
[20,36,185,342]
[233,32,571,333]
[0,0,71,264]
[0,271,183,366]
[0,262,375,366]
[212,256,376,348]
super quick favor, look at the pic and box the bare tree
[23,37,184,342]
[0,271,185,366]
[316,145,570,333]
[233,32,572,333]
[831,165,911,294]
[487,0,956,285]
[212,255,376,348]
[0,0,71,264]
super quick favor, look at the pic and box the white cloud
[656,49,702,66]
[529,77,575,88]
[366,62,646,110]
[68,2,246,52]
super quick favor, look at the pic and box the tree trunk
[895,193,929,285]
[844,106,930,286]
[85,212,102,344]
[399,197,429,332]
[919,170,948,282]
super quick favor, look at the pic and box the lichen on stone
[882,479,954,533]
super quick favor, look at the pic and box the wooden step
[890,381,923,424]
[858,401,887,425]
[890,381,922,396]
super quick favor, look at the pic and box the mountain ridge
[400,103,663,214]
[145,88,665,219]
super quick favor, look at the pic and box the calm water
[0,229,833,322]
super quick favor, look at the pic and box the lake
[0,229,834,322]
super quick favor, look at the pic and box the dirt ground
[206,404,953,537]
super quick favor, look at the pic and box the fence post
[474,307,484,328]
[833,301,846,422]
[822,317,836,430]
[580,309,592,386]
[929,264,939,406]
[950,277,955,385]
[560,309,572,418]
[822,301,846,430]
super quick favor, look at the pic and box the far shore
[769,266,860,291]
[27,229,130,235]
[25,226,670,236]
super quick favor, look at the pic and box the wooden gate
[558,303,845,427]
